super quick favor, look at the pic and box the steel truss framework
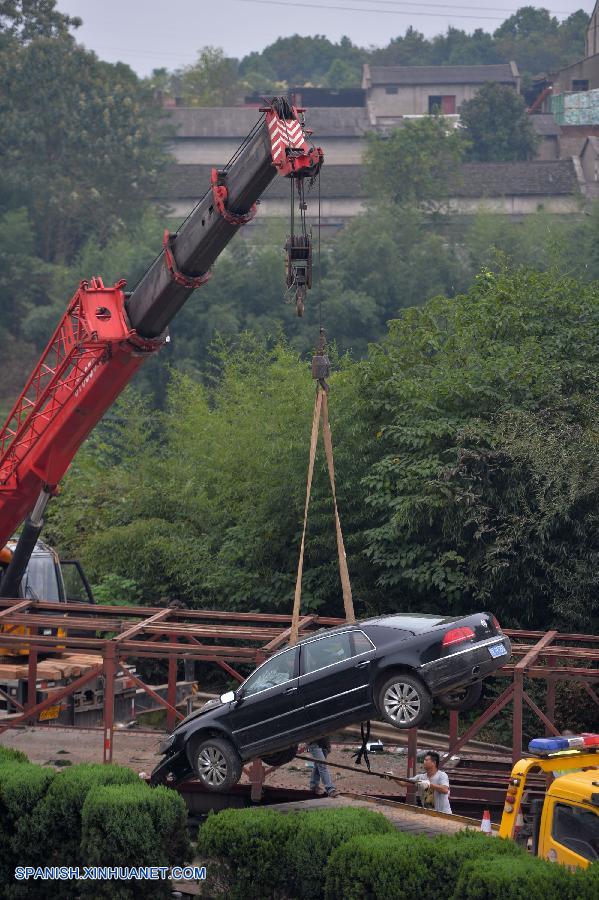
[0,599,597,802]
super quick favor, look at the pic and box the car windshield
[242,648,297,696]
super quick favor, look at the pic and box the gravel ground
[0,727,414,795]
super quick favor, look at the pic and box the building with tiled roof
[362,62,519,122]
[157,159,581,224]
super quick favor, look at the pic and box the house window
[572,79,589,91]
[428,95,456,114]
[385,86,398,94]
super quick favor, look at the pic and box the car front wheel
[376,673,432,729]
[191,737,242,792]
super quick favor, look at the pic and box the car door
[298,630,376,733]
[227,646,303,756]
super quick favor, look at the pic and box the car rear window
[377,615,452,633]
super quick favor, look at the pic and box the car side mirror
[220,690,236,704]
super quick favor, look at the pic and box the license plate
[489,643,507,659]
[39,704,61,721]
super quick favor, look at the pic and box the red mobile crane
[0,98,323,597]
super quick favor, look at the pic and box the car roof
[295,612,458,646]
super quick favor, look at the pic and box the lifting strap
[289,387,355,646]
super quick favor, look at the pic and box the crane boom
[0,99,323,575]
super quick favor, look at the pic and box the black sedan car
[151,611,510,792]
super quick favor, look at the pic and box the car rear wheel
[438,680,483,712]
[262,744,298,767]
[192,737,242,792]
[377,673,432,729]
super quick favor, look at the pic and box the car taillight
[442,626,475,647]
[491,615,501,630]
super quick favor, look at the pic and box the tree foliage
[460,83,538,162]
[364,117,466,206]
[0,38,166,263]
[177,46,242,106]
[46,266,599,634]
[0,0,80,42]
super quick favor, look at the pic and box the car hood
[174,696,225,731]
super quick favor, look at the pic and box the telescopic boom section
[0,99,323,552]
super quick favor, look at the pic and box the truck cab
[0,539,93,604]
[499,733,599,869]
[0,539,94,656]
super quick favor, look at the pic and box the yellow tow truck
[499,733,599,869]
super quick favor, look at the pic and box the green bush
[325,833,432,900]
[426,829,526,894]
[453,854,593,900]
[197,807,297,900]
[0,746,28,764]
[325,829,528,900]
[0,761,55,897]
[79,783,190,900]
[289,807,396,900]
[30,762,140,896]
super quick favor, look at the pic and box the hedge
[324,832,431,900]
[79,782,191,900]
[0,746,28,765]
[198,806,396,900]
[287,807,396,900]
[453,855,594,900]
[30,762,141,898]
[197,807,298,899]
[325,830,528,900]
[0,761,56,898]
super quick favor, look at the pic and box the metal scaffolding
[0,598,597,793]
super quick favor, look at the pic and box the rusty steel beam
[582,681,599,708]
[0,685,24,712]
[0,597,343,626]
[0,599,31,618]
[263,615,317,652]
[499,666,599,679]
[26,627,38,719]
[118,657,185,724]
[115,607,172,642]
[441,684,515,763]
[515,630,558,670]
[0,664,102,735]
[103,643,116,764]
[522,688,561,737]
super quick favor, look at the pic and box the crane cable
[289,387,356,646]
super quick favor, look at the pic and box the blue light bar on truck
[528,733,599,754]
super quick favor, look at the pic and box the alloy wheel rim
[384,682,421,724]
[197,747,228,786]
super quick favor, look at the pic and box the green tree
[494,7,588,82]
[245,34,364,86]
[0,0,79,41]
[358,267,599,630]
[178,46,241,106]
[0,38,167,262]
[460,83,538,161]
[324,58,361,89]
[364,116,466,206]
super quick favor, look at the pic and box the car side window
[551,803,599,861]
[352,630,374,654]
[243,648,297,697]
[302,633,353,675]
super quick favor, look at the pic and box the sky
[56,0,590,76]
